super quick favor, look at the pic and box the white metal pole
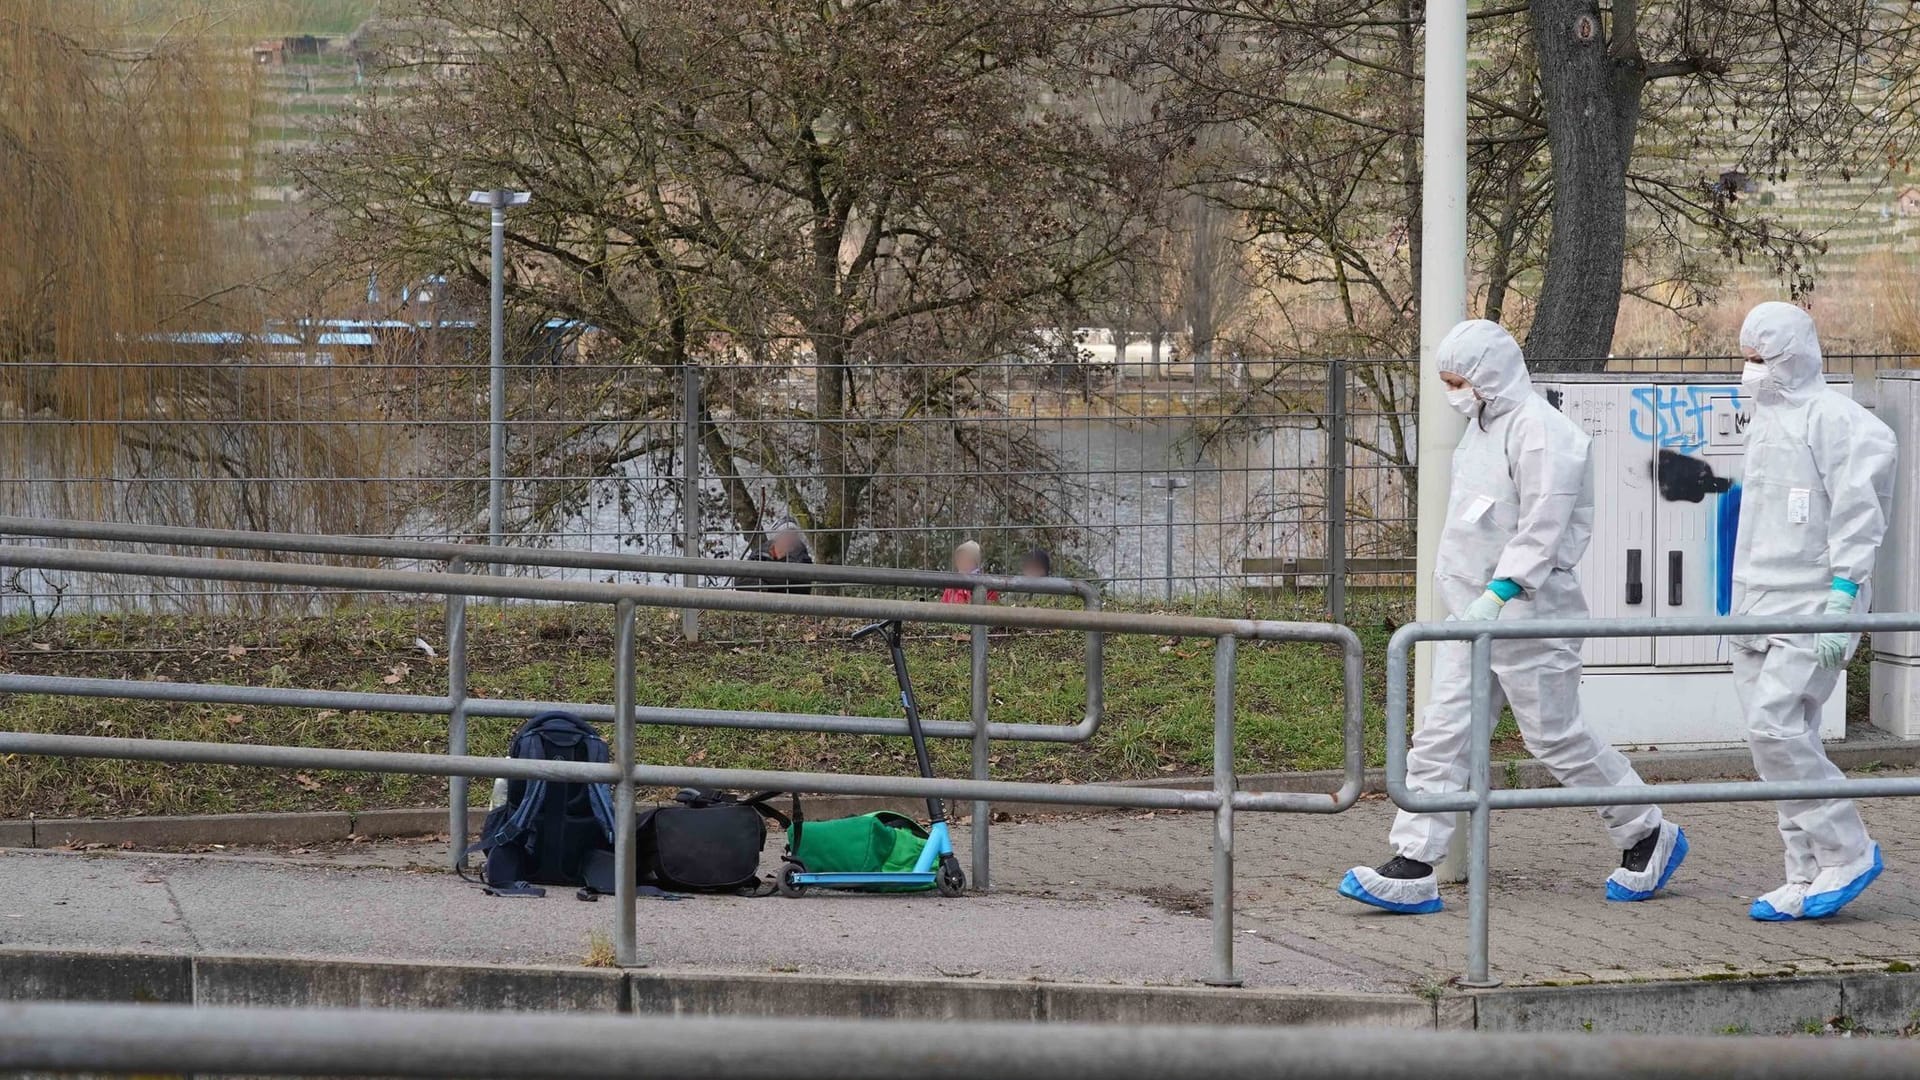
[1164,488,1176,599]
[1419,0,1472,882]
[488,198,507,560]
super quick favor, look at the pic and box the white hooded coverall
[1390,321,1664,863]
[1732,303,1896,884]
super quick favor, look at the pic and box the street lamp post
[467,188,532,558]
[1419,2,1473,892]
[1148,475,1191,599]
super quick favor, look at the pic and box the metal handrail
[0,542,1365,985]
[0,514,1108,890]
[1386,611,1920,987]
[0,514,1103,598]
[7,1002,1919,1079]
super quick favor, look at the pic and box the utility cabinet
[1870,371,1920,739]
[1531,374,1848,747]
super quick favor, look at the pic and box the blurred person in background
[1019,548,1052,579]
[941,540,998,603]
[735,522,813,594]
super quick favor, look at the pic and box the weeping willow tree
[0,1,399,611]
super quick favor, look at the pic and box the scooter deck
[787,872,939,887]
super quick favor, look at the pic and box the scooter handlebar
[851,619,899,643]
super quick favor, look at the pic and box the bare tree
[0,1,389,556]
[298,0,1165,563]
[1111,0,1920,365]
[1524,0,1919,364]
[1180,192,1250,384]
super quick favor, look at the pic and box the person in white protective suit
[1339,320,1685,914]
[1733,302,1896,922]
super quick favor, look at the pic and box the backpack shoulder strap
[741,791,790,831]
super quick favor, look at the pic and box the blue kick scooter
[776,619,966,897]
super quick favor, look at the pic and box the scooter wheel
[777,860,808,898]
[937,855,966,898]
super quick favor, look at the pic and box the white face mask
[1742,360,1783,404]
[1445,385,1482,417]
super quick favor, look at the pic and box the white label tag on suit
[1788,488,1811,525]
[1461,495,1496,523]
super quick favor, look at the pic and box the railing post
[1080,586,1105,741]
[1326,359,1347,623]
[1460,631,1502,988]
[613,599,642,968]
[445,558,470,871]
[970,584,990,890]
[1205,633,1243,987]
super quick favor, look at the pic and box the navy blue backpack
[468,712,617,897]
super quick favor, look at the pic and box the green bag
[787,811,932,890]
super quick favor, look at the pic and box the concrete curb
[7,739,1918,849]
[31,812,355,850]
[5,809,487,850]
[351,808,483,839]
[6,947,1920,1033]
[1476,970,1920,1035]
[0,948,1438,1028]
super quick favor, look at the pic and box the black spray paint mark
[1544,388,1565,411]
[1656,448,1732,503]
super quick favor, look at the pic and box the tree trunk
[1186,207,1217,384]
[1148,329,1164,379]
[1525,0,1641,370]
[814,350,848,564]
[698,411,762,548]
[1483,161,1526,324]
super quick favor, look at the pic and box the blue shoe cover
[1802,846,1883,920]
[1338,868,1443,915]
[1606,824,1688,902]
[1749,881,1811,921]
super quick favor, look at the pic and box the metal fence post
[1206,633,1243,987]
[1149,475,1189,599]
[970,584,990,890]
[613,599,641,967]
[445,558,470,871]
[681,364,702,643]
[1326,359,1347,623]
[1461,631,1501,988]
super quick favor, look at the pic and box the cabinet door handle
[1626,549,1644,605]
[1668,551,1683,607]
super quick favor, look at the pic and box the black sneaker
[1620,829,1661,874]
[1375,855,1434,880]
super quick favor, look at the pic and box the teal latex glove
[1461,590,1507,621]
[1816,580,1857,670]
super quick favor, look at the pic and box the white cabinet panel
[1871,372,1920,660]
[1646,383,1746,666]
[1549,382,1652,667]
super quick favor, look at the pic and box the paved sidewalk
[3,792,1915,991]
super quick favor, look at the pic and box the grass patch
[0,593,1412,819]
[581,931,616,968]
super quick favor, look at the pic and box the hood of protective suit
[1437,320,1532,418]
[1739,303,1825,406]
